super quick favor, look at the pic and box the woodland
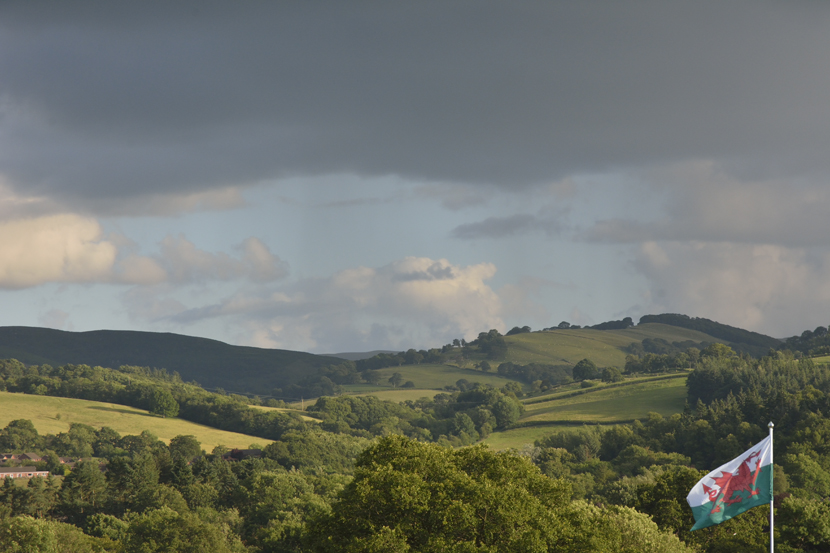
[2,320,830,551]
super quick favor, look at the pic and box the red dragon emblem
[706,451,763,514]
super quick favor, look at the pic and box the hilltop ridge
[0,326,341,395]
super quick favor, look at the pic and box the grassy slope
[371,364,516,389]
[0,391,272,451]
[0,326,342,395]
[484,373,689,450]
[482,426,580,450]
[520,374,687,423]
[502,323,722,367]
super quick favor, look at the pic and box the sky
[2,1,830,353]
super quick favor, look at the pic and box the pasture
[482,424,586,450]
[0,391,272,451]
[502,323,720,367]
[520,376,687,424]
[370,364,518,390]
[483,373,689,450]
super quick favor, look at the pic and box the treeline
[308,383,524,446]
[621,342,746,375]
[495,361,573,387]
[638,313,780,353]
[353,328,510,373]
[781,325,830,357]
[0,359,313,443]
[590,317,634,330]
[0,418,694,552]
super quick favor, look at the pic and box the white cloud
[0,214,117,288]
[237,237,290,283]
[170,235,285,283]
[165,256,506,352]
[115,255,168,286]
[634,241,830,337]
[0,208,287,290]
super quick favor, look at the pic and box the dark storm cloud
[2,1,830,209]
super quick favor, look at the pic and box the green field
[0,391,272,451]
[504,331,629,367]
[482,374,689,450]
[482,425,585,450]
[370,364,518,390]
[502,323,720,367]
[520,376,687,424]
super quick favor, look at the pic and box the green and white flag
[687,435,773,531]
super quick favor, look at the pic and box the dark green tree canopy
[309,435,692,553]
[573,358,599,381]
[149,388,179,418]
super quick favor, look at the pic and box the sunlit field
[0,391,272,451]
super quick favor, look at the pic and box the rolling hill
[0,391,273,451]
[0,326,342,395]
[499,322,722,368]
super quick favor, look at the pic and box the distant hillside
[638,314,780,355]
[325,350,398,361]
[0,326,342,395]
[501,322,721,368]
[0,390,272,451]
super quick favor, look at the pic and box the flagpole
[769,421,774,553]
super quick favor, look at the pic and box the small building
[18,453,42,462]
[0,466,50,479]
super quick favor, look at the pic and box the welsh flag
[686,435,773,531]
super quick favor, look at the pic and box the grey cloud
[2,2,830,210]
[451,212,565,239]
[317,196,401,208]
[632,241,830,337]
[414,184,493,211]
[583,164,830,247]
[392,263,455,282]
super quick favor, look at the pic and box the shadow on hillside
[86,405,153,417]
